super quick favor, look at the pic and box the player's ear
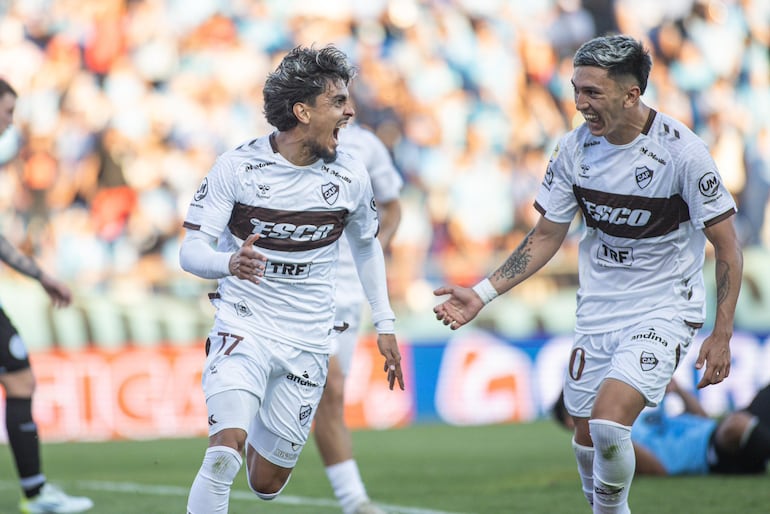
[293,102,311,125]
[624,84,641,108]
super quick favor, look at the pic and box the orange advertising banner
[0,338,414,442]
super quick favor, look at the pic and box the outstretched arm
[349,234,404,390]
[433,216,570,330]
[0,235,71,307]
[696,216,742,389]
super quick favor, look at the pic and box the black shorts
[708,385,770,475]
[0,308,31,374]
[707,430,765,474]
[747,385,770,428]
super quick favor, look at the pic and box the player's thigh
[607,318,697,408]
[201,317,271,435]
[261,347,328,444]
[206,389,261,440]
[0,308,31,376]
[563,332,617,418]
[249,347,328,467]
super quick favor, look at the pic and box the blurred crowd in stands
[0,0,768,323]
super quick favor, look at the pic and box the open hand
[432,285,484,330]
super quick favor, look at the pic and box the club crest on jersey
[194,178,208,201]
[635,166,653,189]
[543,166,554,189]
[299,404,313,426]
[234,301,252,317]
[640,351,659,371]
[322,182,339,205]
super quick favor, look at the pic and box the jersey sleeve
[363,130,403,203]
[679,141,737,229]
[183,155,238,239]
[534,137,580,223]
[343,169,380,244]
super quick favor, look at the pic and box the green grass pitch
[1,421,767,513]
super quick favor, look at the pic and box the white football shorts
[201,313,329,450]
[563,316,699,418]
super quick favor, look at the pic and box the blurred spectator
[737,126,770,247]
[0,0,766,322]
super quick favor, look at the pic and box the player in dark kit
[0,78,93,513]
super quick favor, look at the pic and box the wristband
[472,278,498,305]
[374,319,395,334]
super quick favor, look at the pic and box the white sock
[572,438,595,506]
[589,419,634,514]
[325,459,369,514]
[187,446,242,514]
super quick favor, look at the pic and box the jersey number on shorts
[569,347,586,381]
[211,332,244,356]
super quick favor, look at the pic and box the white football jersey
[183,134,379,352]
[335,124,403,298]
[535,109,737,334]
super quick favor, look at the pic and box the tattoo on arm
[715,259,729,305]
[0,236,42,280]
[493,229,534,281]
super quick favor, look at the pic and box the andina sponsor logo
[286,372,320,388]
[631,329,668,347]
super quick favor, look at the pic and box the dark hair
[263,45,356,131]
[0,78,18,99]
[573,35,652,94]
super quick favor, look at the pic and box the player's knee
[201,446,242,484]
[573,417,592,446]
[247,472,291,500]
[210,428,248,454]
[589,419,635,498]
[589,419,632,454]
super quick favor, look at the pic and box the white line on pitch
[74,480,476,514]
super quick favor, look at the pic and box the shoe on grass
[19,484,93,513]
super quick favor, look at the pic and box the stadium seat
[80,294,128,348]
[480,293,539,339]
[158,295,206,346]
[396,306,453,341]
[122,299,164,347]
[51,305,90,350]
[536,287,578,336]
[0,279,55,351]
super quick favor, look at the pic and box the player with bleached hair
[434,35,742,513]
[180,45,404,513]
